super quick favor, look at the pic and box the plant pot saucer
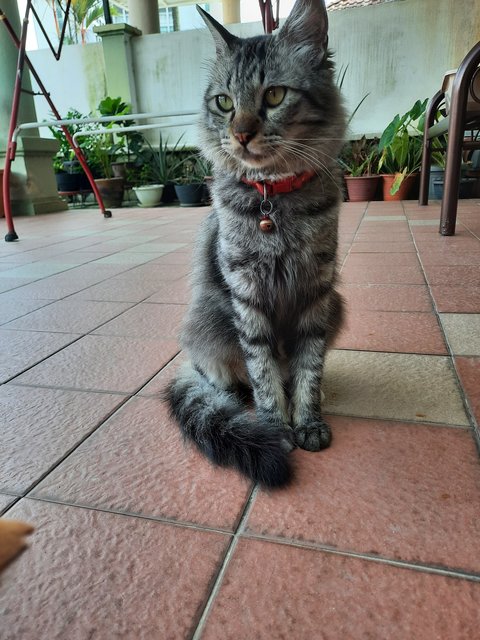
[179,202,204,207]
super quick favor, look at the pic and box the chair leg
[419,138,432,206]
[440,129,463,236]
[419,90,444,206]
[439,40,480,235]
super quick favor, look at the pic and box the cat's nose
[233,130,257,147]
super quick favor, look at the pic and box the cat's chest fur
[214,190,337,322]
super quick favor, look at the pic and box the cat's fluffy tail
[165,365,293,488]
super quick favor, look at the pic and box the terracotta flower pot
[382,173,418,201]
[94,177,125,208]
[345,175,380,202]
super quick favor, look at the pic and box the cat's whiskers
[267,138,317,166]
[283,139,339,165]
[277,141,342,194]
[269,142,329,184]
[264,141,291,175]
[276,140,331,176]
[290,137,346,142]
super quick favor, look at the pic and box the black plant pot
[55,172,80,192]
[77,172,93,191]
[62,160,81,173]
[433,177,476,200]
[174,183,204,207]
[161,183,177,204]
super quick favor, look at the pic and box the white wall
[32,42,107,123]
[28,0,480,146]
[329,0,480,137]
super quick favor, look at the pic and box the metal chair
[419,41,480,235]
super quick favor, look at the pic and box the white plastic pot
[133,184,164,207]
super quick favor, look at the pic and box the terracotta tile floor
[1,199,480,639]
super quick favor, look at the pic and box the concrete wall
[329,0,480,137]
[32,42,107,121]
[29,0,480,145]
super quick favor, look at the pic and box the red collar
[241,171,316,197]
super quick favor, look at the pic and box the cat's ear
[197,6,240,54]
[278,0,329,53]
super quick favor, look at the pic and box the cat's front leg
[231,297,294,450]
[290,309,332,452]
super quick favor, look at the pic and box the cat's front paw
[294,420,331,452]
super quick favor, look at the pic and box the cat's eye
[264,86,286,108]
[215,95,234,113]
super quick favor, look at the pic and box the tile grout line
[0,213,183,264]
[338,202,369,271]
[18,395,136,497]
[190,485,260,640]
[11,495,234,537]
[240,531,480,583]
[4,380,472,430]
[0,214,191,389]
[0,273,185,388]
[0,283,181,384]
[0,333,85,386]
[324,409,471,430]
[6,491,480,585]
[0,495,23,516]
[14,350,181,499]
[0,232,188,308]
[406,204,479,441]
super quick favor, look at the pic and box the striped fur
[165,0,346,488]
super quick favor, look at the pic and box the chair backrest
[442,66,480,115]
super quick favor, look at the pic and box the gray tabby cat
[165,0,346,487]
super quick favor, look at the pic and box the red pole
[1,3,111,242]
[1,1,31,241]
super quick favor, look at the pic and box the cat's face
[198,0,345,180]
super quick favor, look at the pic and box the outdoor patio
[0,198,479,638]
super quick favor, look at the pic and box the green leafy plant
[135,133,187,186]
[96,97,143,164]
[336,64,370,127]
[45,0,119,45]
[378,98,429,194]
[339,136,379,177]
[49,97,143,179]
[49,107,107,176]
[87,134,115,179]
[175,154,212,185]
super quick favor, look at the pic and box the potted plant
[49,110,85,192]
[134,133,186,205]
[98,97,143,181]
[339,137,380,202]
[378,99,428,200]
[174,155,211,207]
[132,163,164,207]
[90,135,125,208]
[49,108,102,193]
[53,157,81,192]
